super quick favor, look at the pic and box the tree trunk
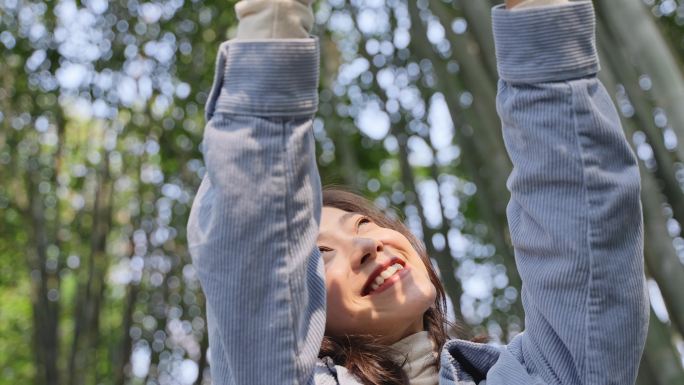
[642,310,684,385]
[195,327,209,385]
[68,148,114,385]
[26,147,61,385]
[113,282,139,385]
[596,0,684,162]
[635,357,656,385]
[595,50,684,381]
[596,40,684,339]
[596,18,684,234]
[641,170,684,338]
[451,0,498,81]
[332,122,363,187]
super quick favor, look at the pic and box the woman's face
[318,206,437,344]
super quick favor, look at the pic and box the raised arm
[489,2,648,384]
[186,1,328,384]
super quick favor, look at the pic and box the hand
[505,0,525,8]
[506,0,570,10]
[236,0,314,39]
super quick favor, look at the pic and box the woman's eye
[317,247,334,265]
[357,216,371,228]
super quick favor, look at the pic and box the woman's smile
[365,263,411,296]
[361,256,407,296]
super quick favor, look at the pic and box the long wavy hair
[319,188,457,385]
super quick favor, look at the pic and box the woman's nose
[352,237,383,268]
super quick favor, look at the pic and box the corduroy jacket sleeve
[186,38,329,385]
[488,1,649,384]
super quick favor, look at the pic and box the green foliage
[0,278,34,382]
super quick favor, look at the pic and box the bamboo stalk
[596,18,684,235]
[451,0,498,80]
[596,34,684,339]
[595,0,684,163]
[642,310,684,385]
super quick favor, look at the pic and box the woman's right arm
[186,1,330,384]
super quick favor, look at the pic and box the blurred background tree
[0,0,683,384]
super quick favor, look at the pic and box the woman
[187,0,649,384]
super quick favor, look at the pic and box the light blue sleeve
[488,2,649,384]
[186,39,330,385]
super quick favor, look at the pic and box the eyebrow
[338,212,357,226]
[317,212,358,242]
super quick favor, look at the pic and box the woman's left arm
[490,2,649,384]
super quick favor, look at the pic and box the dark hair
[318,187,455,385]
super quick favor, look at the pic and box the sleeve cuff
[492,0,599,83]
[213,38,319,117]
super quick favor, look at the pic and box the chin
[325,278,437,338]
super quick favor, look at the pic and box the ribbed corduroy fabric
[492,1,598,83]
[187,1,647,384]
[216,39,319,116]
[188,38,326,385]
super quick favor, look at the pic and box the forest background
[2,0,684,384]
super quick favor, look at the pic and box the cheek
[324,269,346,312]
[323,269,360,335]
[404,257,438,307]
[323,262,383,336]
[416,274,438,305]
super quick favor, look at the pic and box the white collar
[390,331,439,385]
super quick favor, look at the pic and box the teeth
[380,266,397,279]
[367,263,405,294]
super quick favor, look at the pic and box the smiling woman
[318,189,450,383]
[319,190,437,340]
[186,0,648,384]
